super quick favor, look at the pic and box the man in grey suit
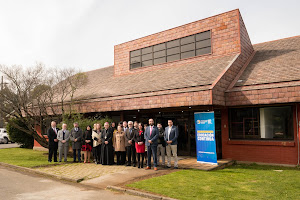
[70,122,83,162]
[144,118,159,171]
[57,123,70,162]
[164,119,179,169]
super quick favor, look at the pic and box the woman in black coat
[101,122,114,165]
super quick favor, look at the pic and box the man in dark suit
[125,121,138,167]
[164,119,179,169]
[70,122,83,162]
[47,121,59,162]
[144,118,159,171]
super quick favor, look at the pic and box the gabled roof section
[233,36,300,88]
[71,54,238,101]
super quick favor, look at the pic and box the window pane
[167,39,180,48]
[154,57,166,65]
[142,53,152,61]
[153,43,166,52]
[130,56,141,64]
[142,46,152,54]
[181,43,195,52]
[142,60,153,67]
[196,47,211,56]
[130,62,141,69]
[131,49,141,57]
[181,35,195,45]
[260,106,293,139]
[181,50,195,59]
[154,50,166,58]
[229,107,260,139]
[196,31,211,41]
[167,47,180,55]
[167,54,180,62]
[196,39,211,49]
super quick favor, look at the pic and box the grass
[0,147,71,168]
[127,163,300,200]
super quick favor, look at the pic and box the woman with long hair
[134,123,146,168]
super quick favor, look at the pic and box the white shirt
[168,126,172,141]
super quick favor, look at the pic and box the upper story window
[130,30,211,69]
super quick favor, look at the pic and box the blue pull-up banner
[194,112,218,165]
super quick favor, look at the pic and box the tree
[0,63,88,148]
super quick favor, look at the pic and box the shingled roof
[71,54,238,101]
[233,36,300,88]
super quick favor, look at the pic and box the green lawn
[127,164,300,200]
[0,148,70,168]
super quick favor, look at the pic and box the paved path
[0,143,20,149]
[0,166,146,200]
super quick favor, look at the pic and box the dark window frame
[229,105,295,141]
[130,30,211,70]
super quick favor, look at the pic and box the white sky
[0,0,299,72]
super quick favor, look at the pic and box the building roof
[72,54,238,101]
[233,36,300,88]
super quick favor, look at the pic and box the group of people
[47,118,179,170]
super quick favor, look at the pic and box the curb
[0,162,80,183]
[107,185,177,200]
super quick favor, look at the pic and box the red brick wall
[226,85,300,106]
[74,89,212,113]
[114,9,241,77]
[211,11,254,105]
[221,105,299,165]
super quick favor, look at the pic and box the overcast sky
[0,0,299,72]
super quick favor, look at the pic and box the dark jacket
[144,125,159,146]
[125,128,138,147]
[47,127,59,147]
[158,127,166,147]
[101,128,113,145]
[70,127,83,149]
[83,130,93,146]
[164,126,179,145]
[133,130,145,143]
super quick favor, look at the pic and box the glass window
[229,106,294,140]
[167,47,180,55]
[142,53,152,61]
[167,39,180,48]
[196,39,211,49]
[130,62,141,69]
[142,46,152,54]
[154,57,166,65]
[196,31,210,41]
[196,47,211,56]
[130,56,141,64]
[181,50,195,59]
[130,49,141,57]
[153,43,166,52]
[181,43,195,52]
[167,54,180,62]
[181,35,195,45]
[129,30,211,69]
[154,50,166,58]
[142,60,153,67]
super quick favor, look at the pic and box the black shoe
[174,167,178,169]
[167,166,171,168]
[133,164,136,167]
[54,161,58,163]
[126,164,131,166]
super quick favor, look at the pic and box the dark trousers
[147,145,158,167]
[48,146,58,162]
[116,151,126,165]
[93,145,101,163]
[73,149,81,162]
[126,145,136,165]
[137,153,145,167]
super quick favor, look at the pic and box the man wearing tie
[57,124,70,162]
[125,121,137,167]
[164,119,179,169]
[123,121,128,132]
[145,118,159,171]
[70,122,83,162]
[47,121,59,163]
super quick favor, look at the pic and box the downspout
[297,104,299,166]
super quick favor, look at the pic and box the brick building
[35,9,300,166]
